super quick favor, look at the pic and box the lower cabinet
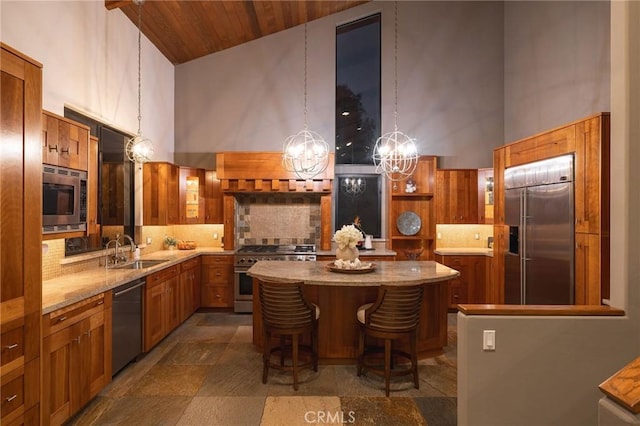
[144,264,181,352]
[179,257,201,322]
[42,293,111,426]
[201,255,234,308]
[435,255,487,308]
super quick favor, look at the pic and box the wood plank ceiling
[105,1,369,65]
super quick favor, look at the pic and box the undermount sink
[113,259,169,270]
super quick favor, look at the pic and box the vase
[336,246,359,262]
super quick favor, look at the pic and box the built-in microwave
[42,165,87,234]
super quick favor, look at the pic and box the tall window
[335,14,381,165]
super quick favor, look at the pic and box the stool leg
[411,330,419,389]
[384,338,391,397]
[312,324,318,372]
[280,335,286,366]
[357,327,364,377]
[262,329,270,384]
[292,334,299,391]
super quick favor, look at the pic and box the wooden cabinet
[42,293,111,426]
[477,168,494,224]
[201,255,234,308]
[435,169,479,224]
[388,156,437,260]
[144,264,181,351]
[1,43,43,426]
[143,162,179,225]
[179,257,201,322]
[179,167,205,224]
[204,170,224,223]
[435,254,486,309]
[494,113,610,305]
[87,135,100,247]
[42,110,90,171]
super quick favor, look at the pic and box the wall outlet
[213,232,219,240]
[146,237,152,245]
[474,233,480,240]
[437,232,442,240]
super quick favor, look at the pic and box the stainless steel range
[234,244,316,313]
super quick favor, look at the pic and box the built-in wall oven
[233,245,316,313]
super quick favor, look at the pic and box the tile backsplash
[235,193,322,246]
[436,224,494,248]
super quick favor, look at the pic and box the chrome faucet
[105,233,135,267]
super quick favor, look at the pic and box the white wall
[175,1,505,169]
[0,0,175,162]
[504,1,610,142]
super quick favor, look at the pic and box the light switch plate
[483,330,496,351]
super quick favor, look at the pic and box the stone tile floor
[69,312,457,425]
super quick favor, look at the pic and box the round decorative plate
[397,211,421,236]
[326,262,376,274]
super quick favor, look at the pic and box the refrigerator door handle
[520,190,526,305]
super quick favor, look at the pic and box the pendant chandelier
[282,24,329,179]
[125,0,154,164]
[372,1,418,182]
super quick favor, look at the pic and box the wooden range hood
[216,152,334,251]
[216,152,334,193]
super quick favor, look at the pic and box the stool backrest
[259,281,315,330]
[365,285,424,332]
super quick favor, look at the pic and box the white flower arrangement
[333,224,364,249]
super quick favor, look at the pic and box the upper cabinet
[435,169,479,224]
[42,110,89,171]
[179,167,205,224]
[143,162,179,225]
[204,170,223,224]
[477,168,494,224]
[387,156,437,260]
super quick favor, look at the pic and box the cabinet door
[143,162,179,225]
[466,256,486,303]
[84,311,109,401]
[436,169,479,224]
[42,321,82,426]
[575,116,608,234]
[179,167,205,224]
[42,112,89,171]
[575,233,602,305]
[144,281,165,352]
[179,269,194,323]
[204,170,223,223]
[164,276,180,333]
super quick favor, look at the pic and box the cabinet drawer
[204,266,230,284]
[44,293,105,337]
[1,373,23,419]
[181,257,201,271]
[202,255,233,265]
[147,264,180,286]
[1,323,24,368]
[201,285,231,308]
[449,283,468,306]
[443,256,465,267]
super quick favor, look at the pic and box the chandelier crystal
[126,0,153,164]
[373,1,418,181]
[282,24,329,179]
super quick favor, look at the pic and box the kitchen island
[248,260,460,361]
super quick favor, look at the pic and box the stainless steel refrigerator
[504,155,574,304]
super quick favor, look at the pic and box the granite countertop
[42,247,233,314]
[247,260,459,286]
[434,247,494,257]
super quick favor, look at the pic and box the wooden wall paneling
[223,195,235,250]
[320,194,332,250]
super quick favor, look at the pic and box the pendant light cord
[304,23,308,130]
[136,0,142,136]
[393,0,398,132]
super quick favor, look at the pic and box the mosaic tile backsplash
[235,193,322,246]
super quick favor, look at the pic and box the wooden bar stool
[259,280,319,390]
[356,284,424,396]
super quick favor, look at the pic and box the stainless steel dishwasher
[112,278,144,375]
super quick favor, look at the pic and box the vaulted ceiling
[105,1,369,65]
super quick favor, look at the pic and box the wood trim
[599,356,640,414]
[0,43,43,69]
[457,304,625,316]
